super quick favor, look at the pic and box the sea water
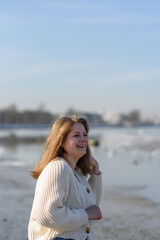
[0,126,160,203]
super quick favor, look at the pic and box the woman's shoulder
[45,157,73,173]
[39,158,73,182]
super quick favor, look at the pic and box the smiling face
[62,122,88,161]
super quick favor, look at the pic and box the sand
[1,165,160,240]
[96,187,160,240]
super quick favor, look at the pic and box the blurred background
[0,1,160,240]
[0,0,160,118]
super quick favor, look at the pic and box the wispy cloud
[66,14,160,25]
[1,10,160,28]
[105,68,160,83]
[1,59,160,84]
[63,67,160,84]
[0,61,93,82]
[37,1,112,9]
[0,41,160,84]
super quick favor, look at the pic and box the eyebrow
[73,131,87,134]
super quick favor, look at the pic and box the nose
[80,135,87,142]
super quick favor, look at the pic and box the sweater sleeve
[32,160,89,231]
[88,172,102,206]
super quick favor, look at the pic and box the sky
[0,0,160,118]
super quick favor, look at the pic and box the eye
[73,134,79,137]
[84,133,88,137]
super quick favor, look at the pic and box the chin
[79,151,86,158]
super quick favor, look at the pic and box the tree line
[0,105,141,125]
[0,105,58,125]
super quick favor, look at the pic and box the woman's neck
[64,155,78,170]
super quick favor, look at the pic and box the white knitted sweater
[28,158,102,240]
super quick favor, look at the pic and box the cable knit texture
[28,158,102,240]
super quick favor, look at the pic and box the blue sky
[0,0,160,117]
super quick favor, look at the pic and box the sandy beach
[1,164,160,240]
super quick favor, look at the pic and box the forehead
[70,123,86,132]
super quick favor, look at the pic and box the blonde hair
[31,116,92,179]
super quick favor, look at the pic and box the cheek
[70,139,78,146]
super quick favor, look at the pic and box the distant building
[82,113,103,125]
[102,111,122,125]
[154,117,160,125]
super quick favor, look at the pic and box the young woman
[28,116,102,240]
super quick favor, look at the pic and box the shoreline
[1,165,160,240]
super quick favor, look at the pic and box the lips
[77,145,87,149]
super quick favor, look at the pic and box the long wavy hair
[31,116,92,179]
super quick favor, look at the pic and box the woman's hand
[85,205,102,220]
[90,156,100,175]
